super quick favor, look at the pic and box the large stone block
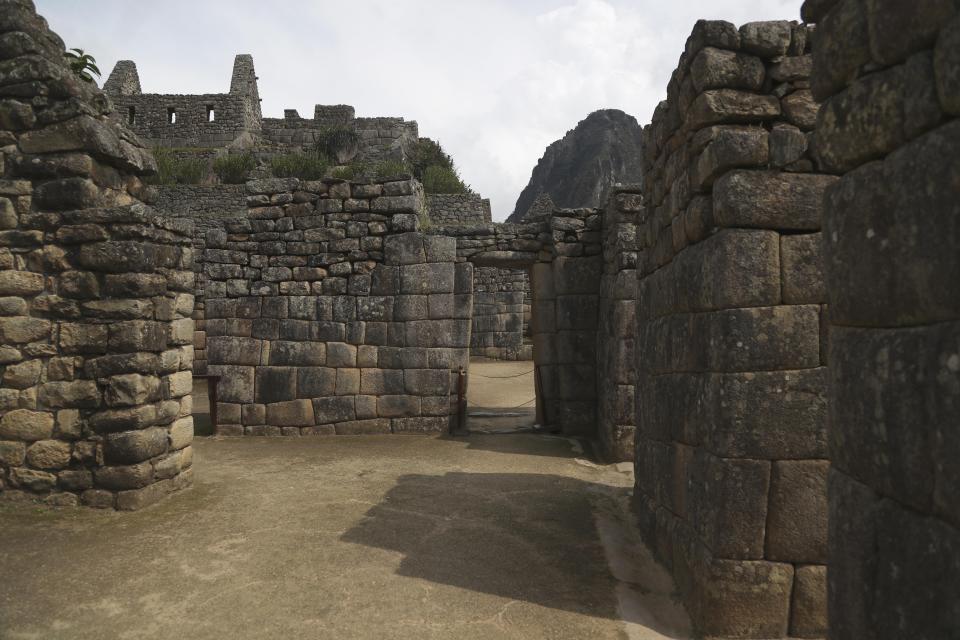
[269,341,326,366]
[766,460,829,564]
[0,409,53,441]
[377,395,420,418]
[780,233,825,304]
[739,21,792,57]
[811,0,872,101]
[865,0,955,66]
[312,396,355,424]
[638,229,780,319]
[713,170,836,231]
[690,47,765,93]
[689,126,769,191]
[265,399,315,427]
[24,439,71,469]
[935,15,960,115]
[830,323,960,518]
[693,453,771,560]
[255,367,296,404]
[400,263,455,295]
[206,365,255,404]
[791,565,827,638]
[816,63,909,172]
[640,305,821,374]
[687,90,781,129]
[103,427,168,464]
[824,121,960,325]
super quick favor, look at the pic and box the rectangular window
[167,107,177,124]
[206,105,215,122]
[127,106,135,125]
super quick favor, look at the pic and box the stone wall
[260,113,419,165]
[151,184,246,218]
[0,0,195,510]
[803,1,960,637]
[104,55,261,149]
[471,266,531,360]
[200,177,471,435]
[632,20,833,638]
[426,193,492,225]
[432,210,602,436]
[595,186,640,462]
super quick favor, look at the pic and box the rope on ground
[469,369,535,379]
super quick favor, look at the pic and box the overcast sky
[37,0,799,220]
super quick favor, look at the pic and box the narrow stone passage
[0,435,691,639]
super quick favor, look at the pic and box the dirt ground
[0,434,691,640]
[466,358,538,433]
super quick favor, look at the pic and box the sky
[37,0,800,221]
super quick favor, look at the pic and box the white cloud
[36,0,804,220]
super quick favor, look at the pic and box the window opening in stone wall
[207,105,215,122]
[127,106,135,125]
[168,107,177,124]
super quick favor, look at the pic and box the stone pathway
[0,435,691,639]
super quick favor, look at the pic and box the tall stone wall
[432,212,601,436]
[200,177,471,436]
[260,113,419,165]
[0,0,195,510]
[471,266,531,360]
[425,193,492,225]
[632,20,834,638]
[595,186,640,462]
[151,184,246,218]
[803,1,960,637]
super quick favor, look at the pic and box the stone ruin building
[0,0,958,637]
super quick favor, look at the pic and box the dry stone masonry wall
[425,193,492,226]
[471,266,531,361]
[0,0,195,510]
[632,20,832,638]
[803,0,960,637]
[200,177,471,436]
[595,185,640,462]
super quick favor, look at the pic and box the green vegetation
[213,153,255,184]
[146,148,205,185]
[314,126,360,162]
[373,159,409,179]
[270,151,330,180]
[64,48,100,83]
[421,164,470,194]
[408,138,471,194]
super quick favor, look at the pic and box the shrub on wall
[314,126,360,164]
[147,148,206,185]
[213,153,255,184]
[374,159,409,179]
[421,164,470,194]
[270,152,330,180]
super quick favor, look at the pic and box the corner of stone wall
[0,0,195,510]
[633,18,831,638]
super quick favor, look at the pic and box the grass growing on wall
[314,126,360,163]
[374,159,409,179]
[270,152,330,180]
[213,153,255,184]
[421,165,470,194]
[409,138,472,194]
[146,148,206,185]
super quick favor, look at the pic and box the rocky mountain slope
[508,109,643,222]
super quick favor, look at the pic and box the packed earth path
[0,434,692,640]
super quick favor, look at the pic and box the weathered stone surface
[781,233,825,304]
[713,170,836,231]
[739,21,792,57]
[824,121,960,325]
[690,126,769,190]
[766,460,829,563]
[690,47,765,93]
[935,15,960,115]
[687,90,781,129]
[103,427,168,464]
[0,270,43,296]
[790,565,827,638]
[11,467,57,492]
[24,439,72,469]
[265,400,315,427]
[0,409,54,441]
[866,0,956,66]
[782,90,819,130]
[312,396,355,424]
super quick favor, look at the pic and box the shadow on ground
[340,471,687,636]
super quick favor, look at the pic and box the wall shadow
[340,471,684,635]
